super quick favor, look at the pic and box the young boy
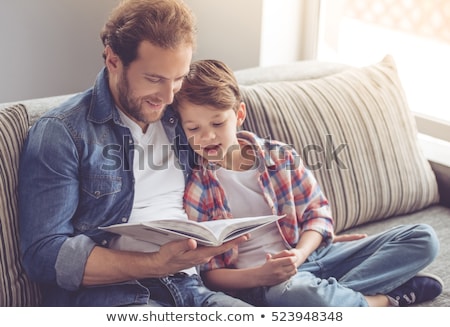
[172,59,443,307]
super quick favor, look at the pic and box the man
[18,0,250,307]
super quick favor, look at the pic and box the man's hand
[82,235,249,286]
[154,235,249,276]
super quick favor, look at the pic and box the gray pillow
[240,55,439,233]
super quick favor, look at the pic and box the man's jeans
[237,224,439,306]
[140,273,252,307]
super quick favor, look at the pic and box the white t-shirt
[110,111,196,274]
[216,167,287,269]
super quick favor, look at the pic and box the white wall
[0,0,120,103]
[261,0,321,66]
[0,0,307,103]
[260,0,302,66]
[185,0,263,71]
[188,0,312,69]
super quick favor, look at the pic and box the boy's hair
[173,59,242,111]
[100,0,197,66]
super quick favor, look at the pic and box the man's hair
[100,0,197,66]
[173,59,242,112]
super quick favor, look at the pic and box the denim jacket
[18,68,193,306]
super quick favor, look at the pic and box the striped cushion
[240,55,439,233]
[0,104,41,306]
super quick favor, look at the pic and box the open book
[100,215,285,246]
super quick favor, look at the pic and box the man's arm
[82,236,248,286]
[19,118,83,287]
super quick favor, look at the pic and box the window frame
[313,0,450,145]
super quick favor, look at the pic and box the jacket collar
[87,67,118,124]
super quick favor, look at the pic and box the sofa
[1,55,449,306]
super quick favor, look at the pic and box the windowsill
[414,113,450,144]
[418,133,450,167]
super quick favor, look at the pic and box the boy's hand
[254,251,297,286]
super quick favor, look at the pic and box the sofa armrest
[430,161,450,208]
[1,94,75,126]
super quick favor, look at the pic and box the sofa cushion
[0,104,41,306]
[240,55,440,233]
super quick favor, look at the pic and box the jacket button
[101,239,108,246]
[169,117,175,124]
[121,217,128,222]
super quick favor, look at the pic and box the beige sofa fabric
[0,104,41,306]
[240,55,439,233]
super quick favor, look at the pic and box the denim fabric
[237,224,439,307]
[40,274,251,307]
[18,68,198,306]
[140,273,252,307]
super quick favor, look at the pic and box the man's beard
[117,70,164,125]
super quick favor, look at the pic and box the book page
[147,219,216,241]
[100,215,284,246]
[199,215,281,242]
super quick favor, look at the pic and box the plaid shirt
[184,131,334,271]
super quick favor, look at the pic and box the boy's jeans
[237,224,439,306]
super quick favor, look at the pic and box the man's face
[108,41,192,130]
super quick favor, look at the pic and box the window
[317,0,450,142]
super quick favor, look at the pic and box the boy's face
[106,40,192,131]
[179,102,246,169]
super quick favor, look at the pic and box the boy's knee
[266,277,337,306]
[418,224,439,258]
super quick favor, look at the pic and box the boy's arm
[287,148,334,244]
[290,230,323,266]
[203,268,262,291]
[202,253,297,291]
